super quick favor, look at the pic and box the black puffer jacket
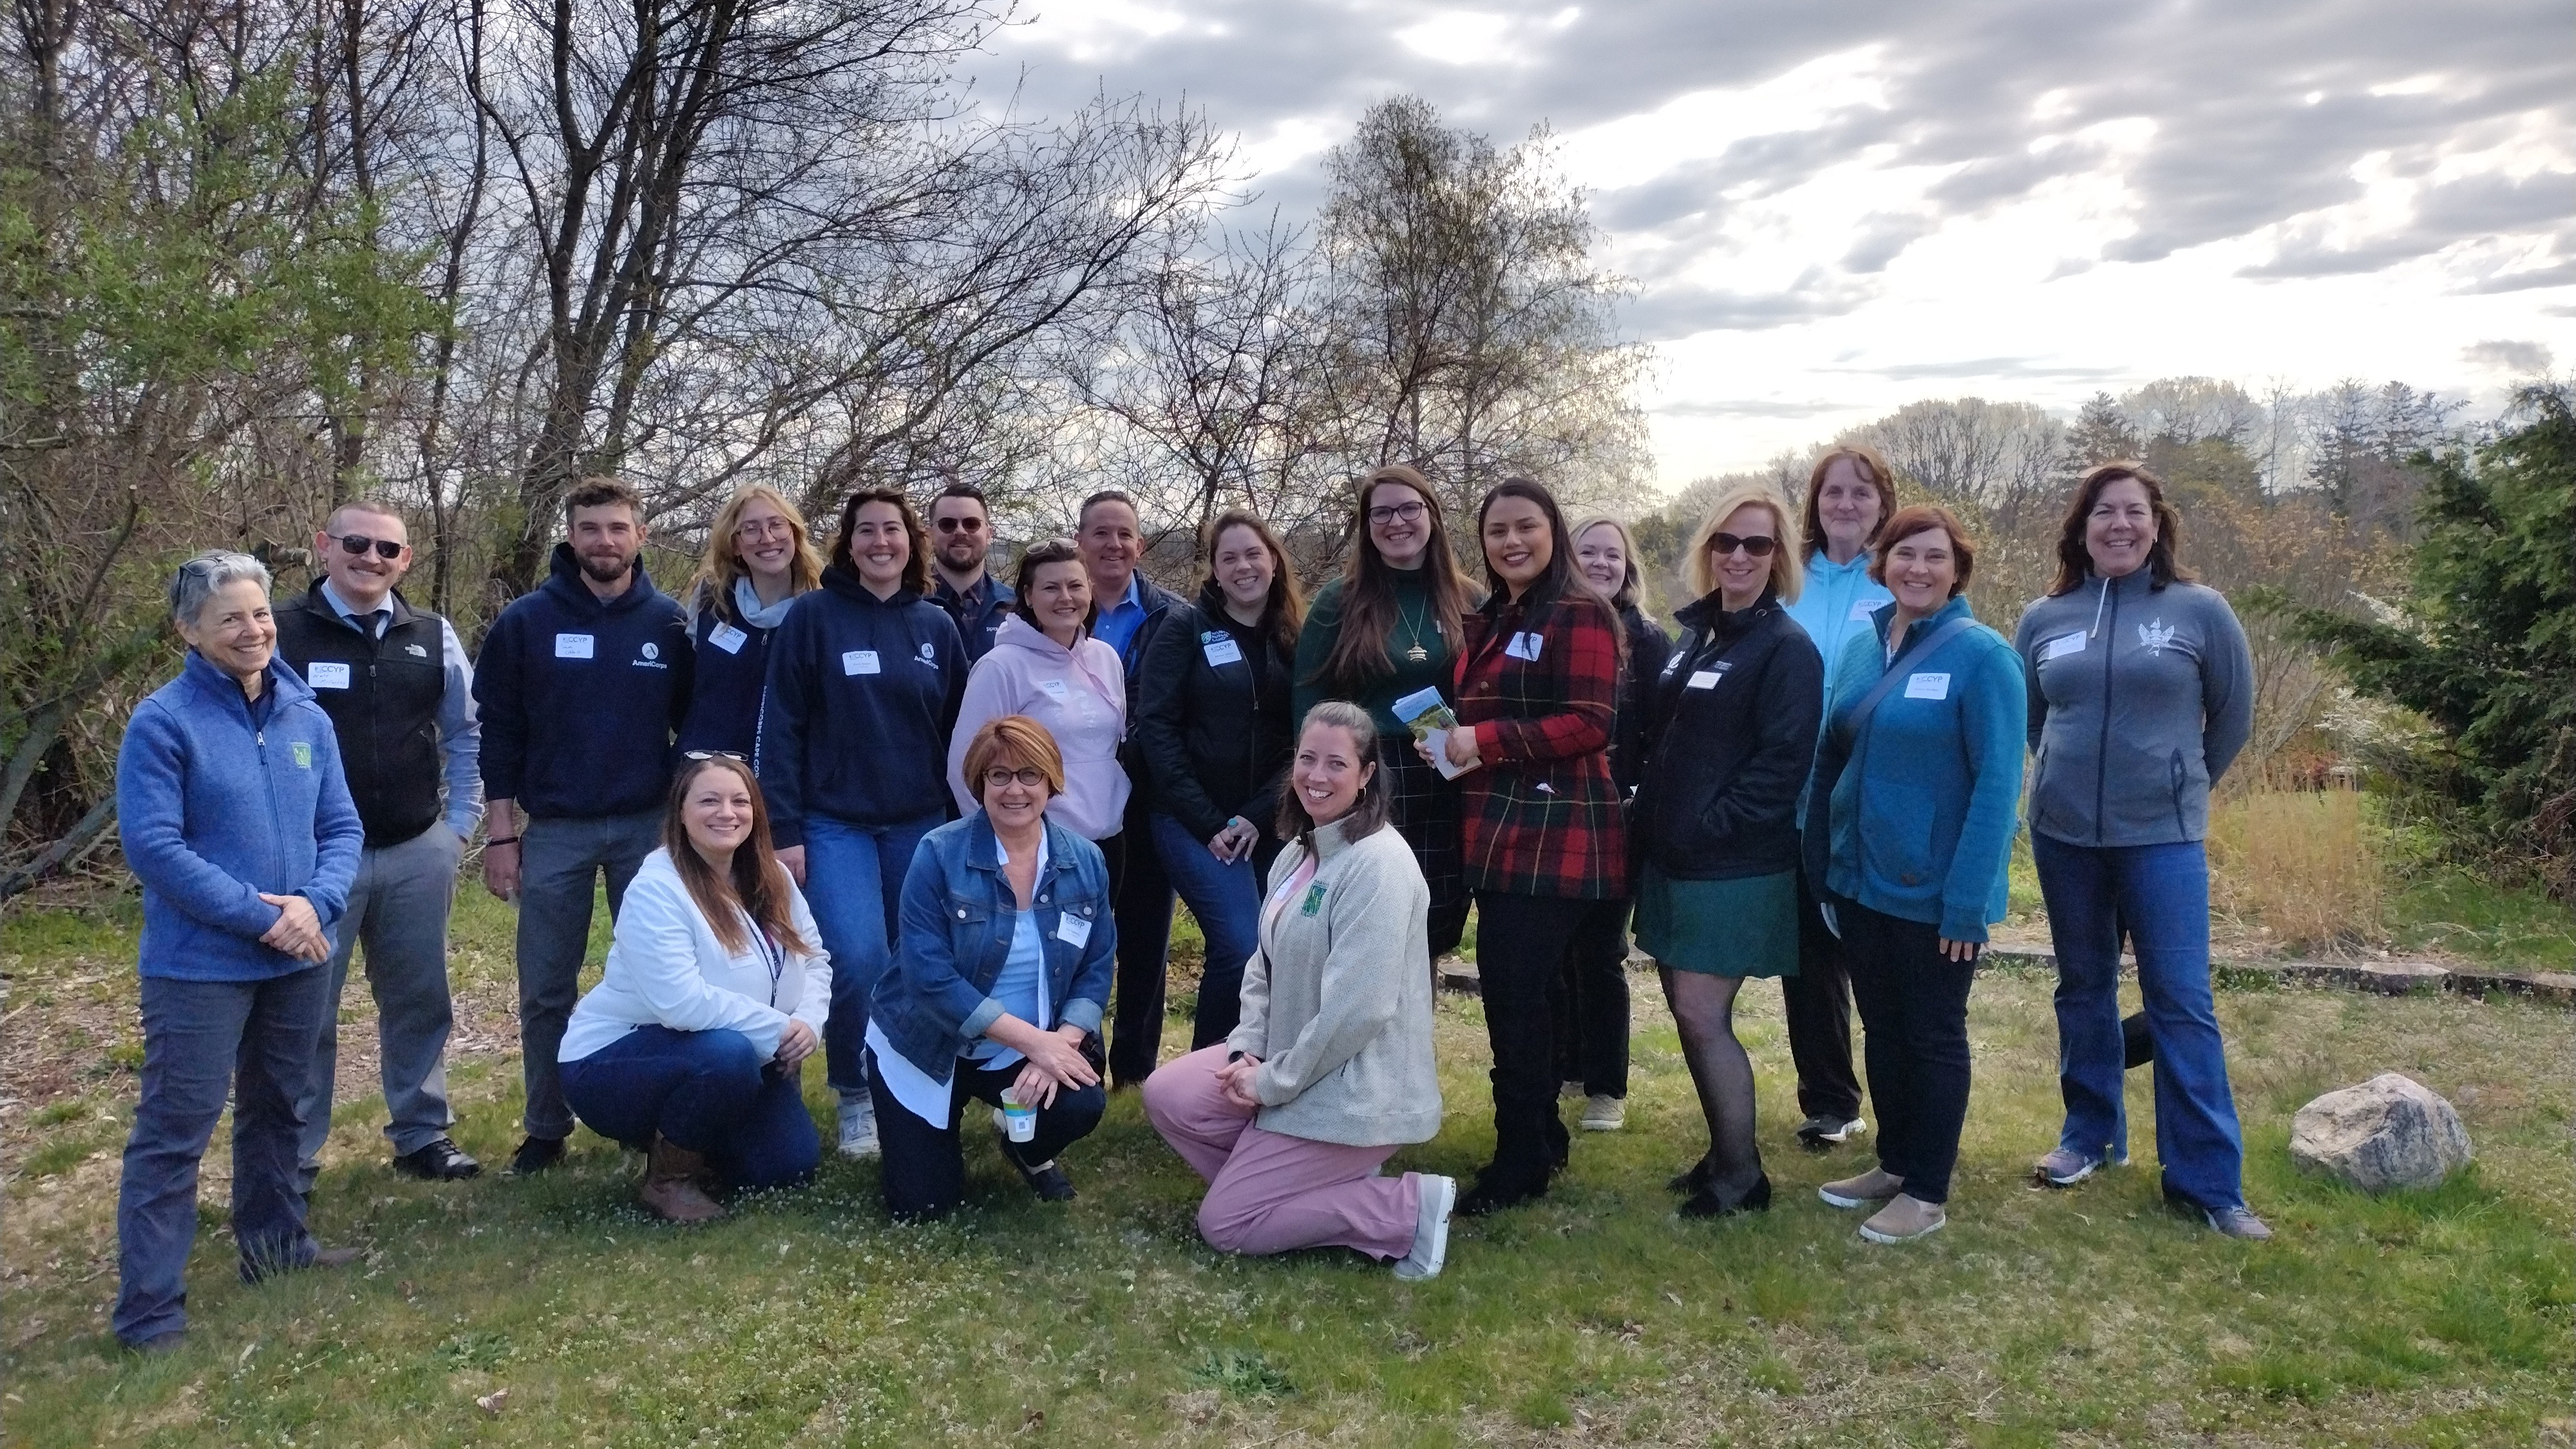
[1634,588,1823,880]
[1130,583,1295,843]
[1611,602,1674,794]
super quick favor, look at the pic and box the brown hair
[564,475,644,523]
[1801,445,1895,560]
[1681,486,1805,604]
[1870,504,1977,598]
[1478,478,1626,667]
[663,757,810,958]
[2047,461,2196,597]
[962,715,1067,802]
[1313,465,1478,692]
[1200,509,1307,657]
[323,495,410,537]
[1010,538,1097,633]
[691,484,823,627]
[1275,701,1390,847]
[828,487,931,597]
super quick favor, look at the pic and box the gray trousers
[516,809,661,1139]
[296,824,466,1187]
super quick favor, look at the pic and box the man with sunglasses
[927,483,1013,663]
[272,498,485,1186]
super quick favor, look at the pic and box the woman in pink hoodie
[948,539,1132,842]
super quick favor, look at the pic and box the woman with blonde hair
[1631,486,1823,1217]
[679,485,825,755]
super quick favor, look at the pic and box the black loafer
[999,1137,1077,1202]
[507,1135,567,1176]
[1667,1155,1714,1195]
[1455,1171,1548,1218]
[1680,1172,1773,1219]
[393,1138,482,1181]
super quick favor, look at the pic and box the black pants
[865,1048,1106,1222]
[1783,865,1864,1121]
[1104,806,1177,1086]
[1475,893,1627,1184]
[1551,897,1632,1099]
[1839,901,1977,1204]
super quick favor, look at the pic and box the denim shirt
[870,813,1117,1084]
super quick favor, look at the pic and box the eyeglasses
[1367,500,1428,526]
[1709,533,1778,558]
[981,766,1047,789]
[735,519,794,541]
[334,533,406,560]
[933,516,987,534]
[684,750,748,762]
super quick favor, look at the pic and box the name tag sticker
[2041,630,2087,663]
[1848,600,1879,621]
[1037,677,1071,701]
[1202,635,1245,667]
[554,632,594,659]
[1056,913,1092,947]
[842,649,880,676]
[1504,631,1545,662]
[708,623,749,654]
[1904,672,1951,700]
[305,661,352,690]
[1687,670,1724,690]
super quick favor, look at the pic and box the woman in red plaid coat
[1427,477,1631,1216]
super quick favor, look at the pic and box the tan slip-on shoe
[1818,1166,1904,1209]
[1859,1193,1946,1243]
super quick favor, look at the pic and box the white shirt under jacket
[558,847,831,1063]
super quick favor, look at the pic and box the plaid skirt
[1378,735,1470,958]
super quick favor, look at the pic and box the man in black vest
[273,498,484,1185]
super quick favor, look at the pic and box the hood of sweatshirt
[993,612,1083,661]
[819,559,926,609]
[540,542,665,617]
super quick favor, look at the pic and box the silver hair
[168,550,272,626]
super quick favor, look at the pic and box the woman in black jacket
[1633,486,1823,1217]
[1132,509,1305,1048]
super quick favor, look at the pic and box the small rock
[2289,1073,2472,1192]
[476,1388,509,1417]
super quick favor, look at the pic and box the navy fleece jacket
[756,564,967,848]
[473,544,693,819]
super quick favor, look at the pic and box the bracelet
[484,836,520,848]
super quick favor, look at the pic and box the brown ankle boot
[639,1136,725,1224]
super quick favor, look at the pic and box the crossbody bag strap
[1838,614,1979,742]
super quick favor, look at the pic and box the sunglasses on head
[933,515,987,534]
[1709,532,1777,558]
[683,750,748,762]
[335,533,406,560]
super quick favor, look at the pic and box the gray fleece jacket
[1228,816,1441,1148]
[2014,568,2255,848]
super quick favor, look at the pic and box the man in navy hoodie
[473,477,693,1175]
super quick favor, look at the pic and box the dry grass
[2208,782,2385,956]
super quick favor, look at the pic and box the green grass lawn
[5,887,2571,1446]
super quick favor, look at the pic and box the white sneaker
[837,1092,880,1159]
[1580,1095,1625,1132]
[1394,1174,1456,1281]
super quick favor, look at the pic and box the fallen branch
[0,795,118,904]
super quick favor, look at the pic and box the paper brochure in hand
[1392,686,1477,780]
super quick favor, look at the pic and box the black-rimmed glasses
[981,766,1046,789]
[1367,500,1428,526]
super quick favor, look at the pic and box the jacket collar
[1476,570,1566,620]
[2087,565,2161,603]
[1876,592,1976,657]
[1306,813,1365,863]
[1674,585,1779,638]
[958,812,1081,880]
[182,649,313,713]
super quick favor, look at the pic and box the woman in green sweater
[1291,464,1482,962]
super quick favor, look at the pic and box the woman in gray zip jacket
[2012,462,2269,1242]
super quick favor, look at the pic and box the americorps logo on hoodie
[634,639,669,669]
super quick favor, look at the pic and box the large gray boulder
[2289,1073,2473,1192]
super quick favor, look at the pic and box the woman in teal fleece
[1802,505,2025,1245]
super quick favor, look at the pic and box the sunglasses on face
[335,533,406,560]
[1367,500,1428,526]
[982,767,1047,789]
[933,516,987,534]
[1709,533,1777,558]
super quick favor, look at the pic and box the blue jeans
[515,809,661,1139]
[115,967,330,1347]
[1148,812,1262,1050]
[560,1027,820,1190]
[2032,831,2246,1209]
[804,813,941,1097]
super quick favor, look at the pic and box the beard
[578,549,634,585]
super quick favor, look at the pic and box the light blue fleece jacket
[117,650,365,981]
[1803,596,2027,942]
[1783,550,1894,707]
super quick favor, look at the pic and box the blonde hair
[692,485,823,625]
[1569,515,1643,611]
[1683,485,1804,604]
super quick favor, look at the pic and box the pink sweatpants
[1142,1045,1421,1260]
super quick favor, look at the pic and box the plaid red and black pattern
[1452,579,1628,899]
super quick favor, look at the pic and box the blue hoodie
[117,651,366,981]
[1782,550,1894,708]
[1803,596,2026,943]
[757,564,966,848]
[473,544,693,819]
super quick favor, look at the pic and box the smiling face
[1026,560,1092,644]
[1882,525,1961,614]
[1574,522,1627,598]
[929,495,990,574]
[978,748,1054,833]
[1078,498,1141,597]
[1481,495,1553,598]
[314,506,411,611]
[846,500,911,592]
[1213,523,1276,614]
[732,498,798,585]
[1814,457,1886,560]
[180,578,277,683]
[1709,502,1779,609]
[679,762,757,862]
[1293,722,1375,827]
[569,500,644,586]
[2083,476,2159,580]
[1365,482,1434,571]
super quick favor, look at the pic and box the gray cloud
[1836,357,2132,383]
[1651,397,1854,420]
[2242,171,2576,278]
[2461,339,2554,374]
[1624,272,1873,339]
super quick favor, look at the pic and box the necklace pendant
[1406,643,1429,663]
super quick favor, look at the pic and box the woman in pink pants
[1143,701,1455,1280]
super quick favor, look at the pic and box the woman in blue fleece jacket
[113,551,366,1352]
[1801,506,2025,1246]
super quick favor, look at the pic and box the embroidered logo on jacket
[2137,618,2178,655]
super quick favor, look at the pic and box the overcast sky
[973,0,2573,489]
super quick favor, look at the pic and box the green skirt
[1633,864,1801,978]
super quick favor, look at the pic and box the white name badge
[1687,669,1725,690]
[708,623,749,655]
[1504,631,1545,662]
[1056,913,1092,947]
[553,632,594,659]
[2041,630,2087,663]
[1904,672,1951,700]
[1037,677,1071,701]
[305,661,353,690]
[1848,599,1879,621]
[1202,635,1244,667]
[842,649,880,676]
